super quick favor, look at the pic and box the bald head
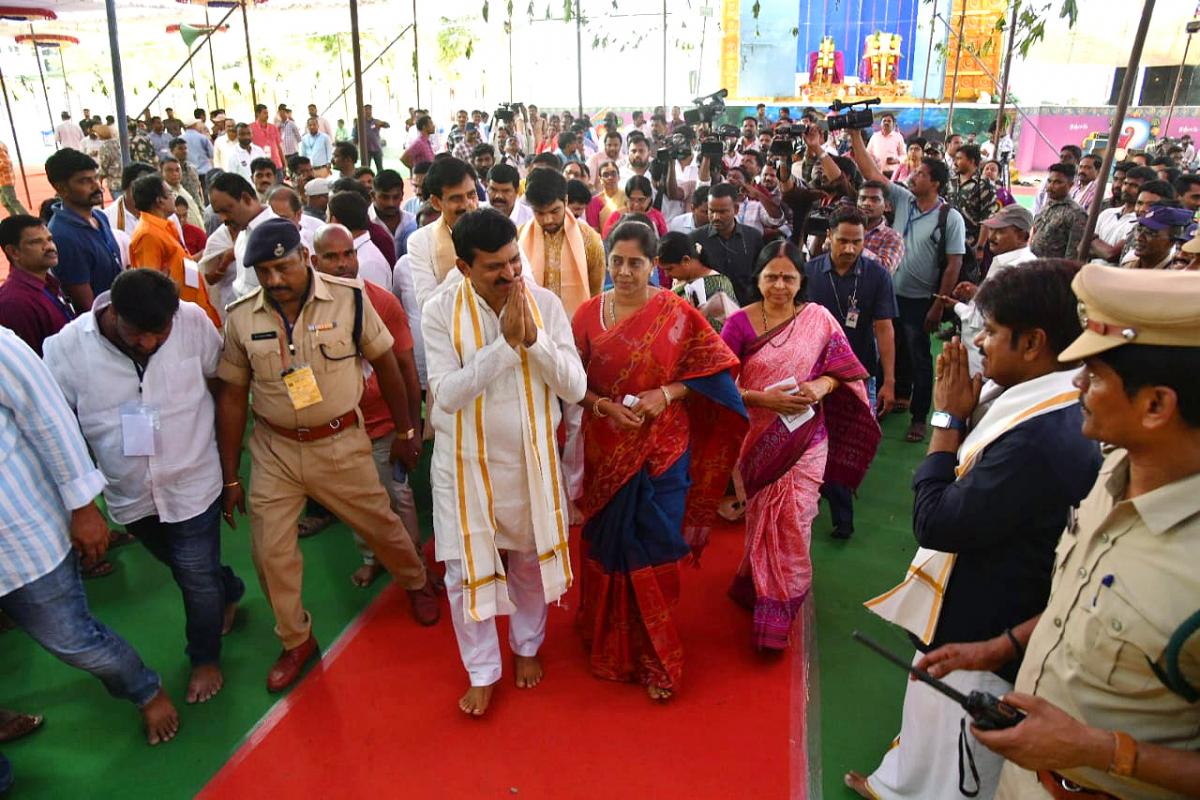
[311,223,358,280]
[268,185,302,224]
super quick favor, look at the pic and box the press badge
[282,365,323,410]
[120,402,160,457]
[183,258,200,289]
[844,309,860,329]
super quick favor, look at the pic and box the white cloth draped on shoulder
[864,369,1082,643]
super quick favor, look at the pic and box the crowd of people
[0,96,1197,799]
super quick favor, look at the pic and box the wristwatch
[930,411,966,431]
[397,427,417,441]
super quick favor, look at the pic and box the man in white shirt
[408,157,480,308]
[1089,165,1153,264]
[212,122,239,177]
[200,172,278,312]
[42,269,245,707]
[668,185,710,234]
[326,190,391,291]
[225,123,267,180]
[866,114,907,177]
[103,162,186,243]
[55,112,84,150]
[267,185,320,251]
[423,207,585,717]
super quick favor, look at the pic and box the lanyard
[128,355,147,393]
[267,289,309,372]
[827,265,860,320]
[903,198,942,239]
[42,285,74,324]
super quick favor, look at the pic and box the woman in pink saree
[721,241,881,650]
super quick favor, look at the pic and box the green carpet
[2,409,928,798]
[812,409,933,797]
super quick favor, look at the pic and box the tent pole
[917,1,936,136]
[994,0,1018,168]
[0,65,32,208]
[1165,31,1194,136]
[104,0,130,166]
[28,26,57,147]
[662,0,667,112]
[945,3,966,135]
[320,27,411,118]
[240,0,257,109]
[412,0,420,110]
[57,47,70,114]
[205,7,221,109]
[575,0,583,118]
[1077,0,1156,261]
[135,4,238,120]
[349,0,369,167]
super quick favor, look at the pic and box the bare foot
[351,562,384,588]
[141,690,180,745]
[844,771,874,799]
[187,664,224,704]
[646,684,673,703]
[514,654,543,689]
[221,602,239,635]
[458,683,496,717]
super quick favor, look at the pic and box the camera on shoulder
[826,97,882,132]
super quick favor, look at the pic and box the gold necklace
[606,286,650,326]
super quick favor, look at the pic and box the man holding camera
[848,126,965,443]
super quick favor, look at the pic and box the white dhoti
[868,652,1012,800]
[444,552,549,687]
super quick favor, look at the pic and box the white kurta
[198,206,279,313]
[422,273,586,563]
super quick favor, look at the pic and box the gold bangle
[592,397,606,417]
[223,480,241,488]
[660,386,672,405]
[397,427,417,441]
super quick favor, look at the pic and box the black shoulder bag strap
[352,286,364,352]
[935,202,952,281]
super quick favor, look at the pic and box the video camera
[493,101,525,124]
[827,97,882,132]
[769,124,809,159]
[683,88,729,127]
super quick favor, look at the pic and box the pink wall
[1014,106,1200,173]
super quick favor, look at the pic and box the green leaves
[482,0,489,21]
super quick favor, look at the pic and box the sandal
[0,711,44,743]
[904,422,927,443]
[297,514,335,539]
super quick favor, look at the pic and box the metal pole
[189,58,200,107]
[945,4,967,135]
[28,27,57,146]
[205,7,221,109]
[57,46,70,114]
[662,0,668,112]
[935,12,1058,153]
[994,0,1018,152]
[240,0,257,109]
[1077,0,1157,262]
[0,66,33,208]
[696,3,707,93]
[104,0,130,167]
[349,0,369,168]
[1165,32,1193,136]
[135,4,238,120]
[412,0,421,110]
[508,18,513,103]
[575,0,583,118]
[321,27,411,118]
[917,2,937,136]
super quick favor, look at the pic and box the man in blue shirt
[805,205,897,539]
[299,116,333,175]
[44,148,123,313]
[848,127,965,444]
[182,122,215,188]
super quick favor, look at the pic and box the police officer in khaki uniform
[216,218,439,693]
[917,264,1200,799]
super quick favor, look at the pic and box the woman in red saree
[573,220,747,701]
[721,241,881,651]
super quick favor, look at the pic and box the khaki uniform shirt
[217,269,394,429]
[996,450,1200,800]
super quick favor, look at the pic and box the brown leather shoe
[266,635,319,693]
[407,579,441,626]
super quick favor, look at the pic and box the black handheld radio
[852,631,1026,731]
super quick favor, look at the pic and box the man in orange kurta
[128,175,221,327]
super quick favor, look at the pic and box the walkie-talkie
[853,631,1026,731]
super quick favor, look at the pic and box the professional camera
[769,124,807,158]
[826,97,882,132]
[683,88,729,126]
[493,101,524,124]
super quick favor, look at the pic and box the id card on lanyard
[269,296,324,411]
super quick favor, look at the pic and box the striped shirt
[0,328,106,595]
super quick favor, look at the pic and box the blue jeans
[820,377,877,533]
[895,295,935,424]
[0,552,160,707]
[0,752,10,793]
[124,498,244,666]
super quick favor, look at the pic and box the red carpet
[200,524,803,799]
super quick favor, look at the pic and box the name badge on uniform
[120,402,160,457]
[282,365,323,410]
[844,309,860,329]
